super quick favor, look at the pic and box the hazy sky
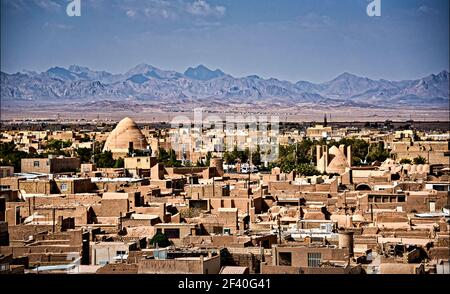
[1,0,449,83]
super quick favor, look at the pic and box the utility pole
[248,145,252,198]
[190,166,193,198]
[139,137,144,151]
[295,141,298,165]
[92,135,96,165]
[52,208,56,233]
[119,212,123,232]
[344,191,348,214]
[370,203,374,222]
[212,176,215,198]
[298,197,301,231]
[277,216,282,244]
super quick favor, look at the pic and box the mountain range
[1,64,448,109]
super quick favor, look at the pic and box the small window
[223,228,231,235]
[116,250,126,256]
[137,158,141,162]
[0,263,9,271]
[213,226,223,234]
[429,201,436,213]
[279,252,292,266]
[33,161,40,167]
[164,228,180,239]
[308,253,322,268]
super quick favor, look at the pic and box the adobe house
[379,263,425,274]
[0,229,90,267]
[91,240,139,265]
[137,252,221,274]
[404,190,448,213]
[80,163,96,175]
[154,223,199,245]
[0,166,14,178]
[0,221,9,246]
[261,243,358,274]
[18,178,54,194]
[91,177,148,193]
[21,156,80,174]
[124,156,157,178]
[96,263,138,274]
[391,141,449,165]
[122,214,161,227]
[271,245,347,268]
[134,203,168,221]
[54,177,94,194]
[191,208,240,235]
[99,192,130,218]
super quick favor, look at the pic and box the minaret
[324,113,328,127]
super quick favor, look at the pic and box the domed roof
[328,145,340,156]
[103,117,148,153]
[327,154,349,174]
[326,146,349,174]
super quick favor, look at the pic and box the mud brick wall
[0,177,19,190]
[99,199,129,217]
[8,225,52,241]
[96,263,139,274]
[222,251,262,274]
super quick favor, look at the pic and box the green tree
[157,148,169,162]
[0,142,33,172]
[167,149,181,167]
[366,144,390,163]
[205,151,212,166]
[399,158,412,164]
[295,163,321,176]
[223,150,236,164]
[46,139,72,151]
[76,148,93,163]
[94,151,115,168]
[114,157,124,168]
[157,148,181,167]
[44,139,72,156]
[79,135,91,143]
[230,146,248,163]
[413,156,427,165]
[149,232,171,248]
[294,140,314,164]
[251,148,261,166]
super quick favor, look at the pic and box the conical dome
[103,117,148,155]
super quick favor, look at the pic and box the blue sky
[1,0,449,83]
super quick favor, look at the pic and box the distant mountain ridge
[1,64,448,109]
